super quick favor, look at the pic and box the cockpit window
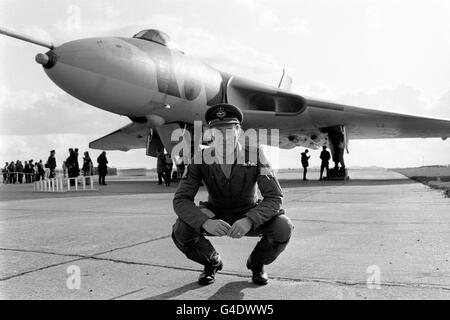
[133,29,172,47]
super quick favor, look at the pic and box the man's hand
[228,217,253,239]
[202,219,231,236]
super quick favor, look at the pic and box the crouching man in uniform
[172,103,294,286]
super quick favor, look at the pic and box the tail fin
[278,68,293,91]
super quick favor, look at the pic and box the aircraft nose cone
[42,37,159,115]
[35,51,57,69]
[35,53,49,65]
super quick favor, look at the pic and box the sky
[0,0,449,169]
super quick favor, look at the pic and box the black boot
[247,236,291,285]
[172,230,222,285]
[246,256,268,285]
[198,259,223,285]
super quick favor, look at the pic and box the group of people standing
[63,148,109,186]
[2,149,109,186]
[2,150,59,184]
[301,146,332,181]
[156,149,185,187]
[2,160,45,184]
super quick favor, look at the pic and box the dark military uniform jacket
[301,152,310,167]
[320,150,331,164]
[173,144,284,232]
[47,156,57,170]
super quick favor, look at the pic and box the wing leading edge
[89,99,450,153]
[306,98,450,140]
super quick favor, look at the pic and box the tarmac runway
[0,168,449,300]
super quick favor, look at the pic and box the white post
[82,176,86,190]
[67,178,70,191]
[75,178,78,191]
[90,176,94,190]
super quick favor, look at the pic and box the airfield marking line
[1,246,449,293]
[288,218,446,226]
[296,200,447,204]
[266,275,450,292]
[283,184,345,205]
[93,235,172,256]
[0,257,85,281]
[0,207,172,216]
[0,192,177,203]
[79,255,450,292]
[0,247,90,259]
[109,288,146,300]
[0,235,171,281]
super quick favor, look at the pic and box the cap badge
[216,107,226,119]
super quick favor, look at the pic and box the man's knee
[265,214,294,243]
[172,218,201,246]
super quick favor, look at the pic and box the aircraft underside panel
[89,122,148,151]
[89,122,189,156]
[89,94,450,154]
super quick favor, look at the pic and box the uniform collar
[212,142,243,164]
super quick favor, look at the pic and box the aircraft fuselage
[45,37,229,120]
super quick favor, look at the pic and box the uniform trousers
[172,209,294,267]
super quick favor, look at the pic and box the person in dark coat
[8,161,16,184]
[172,104,293,286]
[176,159,185,182]
[156,149,165,185]
[74,148,80,177]
[319,146,331,180]
[97,151,108,186]
[16,160,24,184]
[164,153,173,187]
[29,160,35,182]
[2,162,8,184]
[23,161,31,183]
[37,160,45,180]
[301,149,310,181]
[82,151,93,176]
[47,150,57,179]
[66,148,79,186]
